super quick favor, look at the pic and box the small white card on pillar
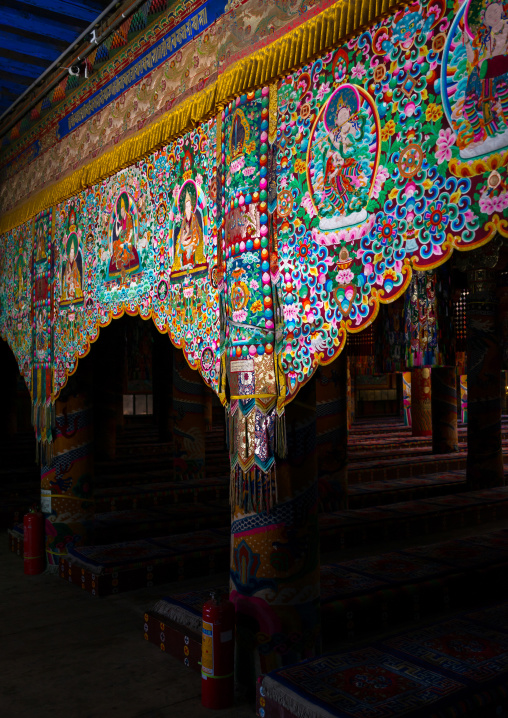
[230,359,254,373]
[41,489,51,513]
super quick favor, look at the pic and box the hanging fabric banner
[32,208,55,460]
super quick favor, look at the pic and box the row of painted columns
[233,314,506,683]
[3,263,505,684]
[317,355,505,498]
[406,270,505,488]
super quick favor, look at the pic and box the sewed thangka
[1,0,508,477]
[32,209,55,459]
[0,222,32,391]
[277,0,508,401]
[222,86,286,512]
[148,119,221,393]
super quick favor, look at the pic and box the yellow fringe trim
[0,0,408,235]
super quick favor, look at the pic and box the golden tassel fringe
[1,0,408,235]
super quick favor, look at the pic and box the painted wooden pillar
[402,371,412,427]
[431,366,458,453]
[500,370,508,415]
[466,270,503,489]
[42,370,94,567]
[411,367,432,437]
[172,354,206,480]
[152,328,173,442]
[231,377,320,688]
[222,83,319,690]
[347,358,355,429]
[460,375,468,424]
[316,354,348,511]
[456,373,462,423]
[395,372,403,421]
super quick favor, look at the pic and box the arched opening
[0,339,38,531]
[42,313,230,565]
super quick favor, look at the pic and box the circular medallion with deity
[307,83,380,232]
[156,201,167,225]
[200,346,214,372]
[442,0,508,163]
[211,264,223,289]
[157,279,168,301]
[106,191,142,285]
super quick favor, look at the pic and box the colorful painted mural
[277,0,508,403]
[1,0,508,685]
[32,209,54,454]
[221,87,284,503]
[148,120,221,389]
[0,0,337,219]
[51,132,221,409]
[404,270,439,367]
[0,0,508,469]
[461,373,468,423]
[0,223,32,389]
[403,370,412,427]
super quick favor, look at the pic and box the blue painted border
[58,0,226,139]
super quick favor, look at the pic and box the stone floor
[0,539,254,718]
[5,516,508,718]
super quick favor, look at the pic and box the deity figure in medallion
[61,234,83,305]
[308,84,380,232]
[171,180,207,279]
[60,206,84,307]
[107,192,141,284]
[174,189,204,270]
[462,0,508,157]
[443,0,508,160]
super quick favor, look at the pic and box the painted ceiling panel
[0,29,69,62]
[0,79,31,106]
[0,0,115,120]
[2,7,87,43]
[1,69,35,88]
[0,57,51,81]
[15,0,108,24]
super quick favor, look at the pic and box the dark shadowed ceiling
[0,0,116,117]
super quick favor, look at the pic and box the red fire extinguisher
[201,590,235,709]
[23,508,45,575]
